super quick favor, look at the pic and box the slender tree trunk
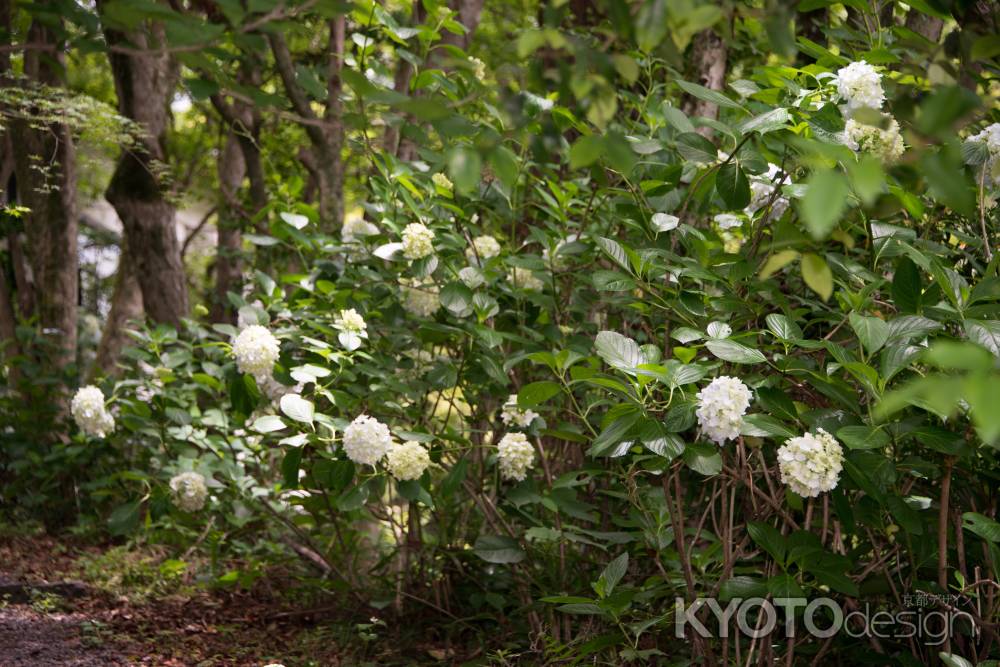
[209,57,267,323]
[269,18,345,229]
[9,20,79,372]
[0,136,19,365]
[905,10,943,42]
[442,0,485,50]
[212,132,246,324]
[92,240,143,377]
[101,12,187,326]
[682,28,728,138]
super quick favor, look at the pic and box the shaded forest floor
[0,530,487,666]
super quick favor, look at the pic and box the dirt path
[0,603,130,666]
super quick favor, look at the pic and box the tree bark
[101,9,188,326]
[212,132,247,324]
[682,28,728,139]
[904,10,943,42]
[442,0,486,50]
[209,57,268,323]
[0,134,19,365]
[268,18,345,230]
[9,19,79,372]
[92,240,143,377]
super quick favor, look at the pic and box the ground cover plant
[1,0,999,664]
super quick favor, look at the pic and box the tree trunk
[9,19,79,372]
[102,12,187,326]
[209,57,267,323]
[905,10,942,42]
[269,18,345,230]
[442,0,485,50]
[92,241,143,377]
[682,28,728,138]
[0,135,19,365]
[212,132,246,324]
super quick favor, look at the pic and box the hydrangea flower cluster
[497,432,535,481]
[777,429,844,498]
[401,222,435,260]
[465,235,501,264]
[169,471,209,512]
[342,214,378,244]
[386,441,431,481]
[842,116,905,163]
[500,394,539,429]
[745,164,790,220]
[334,308,368,351]
[965,122,1000,187]
[232,325,280,377]
[342,414,393,466]
[835,60,884,111]
[400,278,440,317]
[833,61,905,162]
[696,376,752,445]
[71,385,115,437]
[431,172,453,192]
[713,213,743,230]
[469,56,486,80]
[508,266,544,291]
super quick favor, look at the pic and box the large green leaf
[473,535,525,564]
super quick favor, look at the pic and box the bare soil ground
[0,533,347,666]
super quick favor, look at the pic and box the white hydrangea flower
[170,471,208,512]
[745,164,790,220]
[508,266,544,291]
[497,432,535,481]
[386,441,431,481]
[334,308,368,351]
[431,172,453,192]
[500,394,539,429]
[835,60,885,112]
[966,122,1000,187]
[713,213,743,230]
[232,325,280,377]
[696,376,752,445]
[342,213,379,243]
[458,266,485,289]
[469,56,486,80]
[777,428,844,498]
[401,222,435,260]
[465,235,502,264]
[342,414,393,466]
[400,278,440,317]
[135,385,155,403]
[71,385,115,437]
[842,116,905,162]
[256,375,303,405]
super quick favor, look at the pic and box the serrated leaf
[705,339,767,364]
[595,331,645,371]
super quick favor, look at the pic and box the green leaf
[719,576,766,601]
[705,339,767,364]
[716,163,750,210]
[675,132,719,164]
[595,331,645,371]
[676,79,746,112]
[518,381,561,407]
[737,108,791,135]
[251,415,287,434]
[748,521,786,566]
[800,253,833,301]
[849,313,890,355]
[569,135,605,169]
[473,535,525,564]
[800,168,849,240]
[836,425,889,450]
[891,257,922,313]
[962,513,1000,542]
[682,442,723,476]
[599,552,628,596]
[447,146,482,194]
[766,313,803,341]
[939,654,975,667]
[279,394,315,425]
